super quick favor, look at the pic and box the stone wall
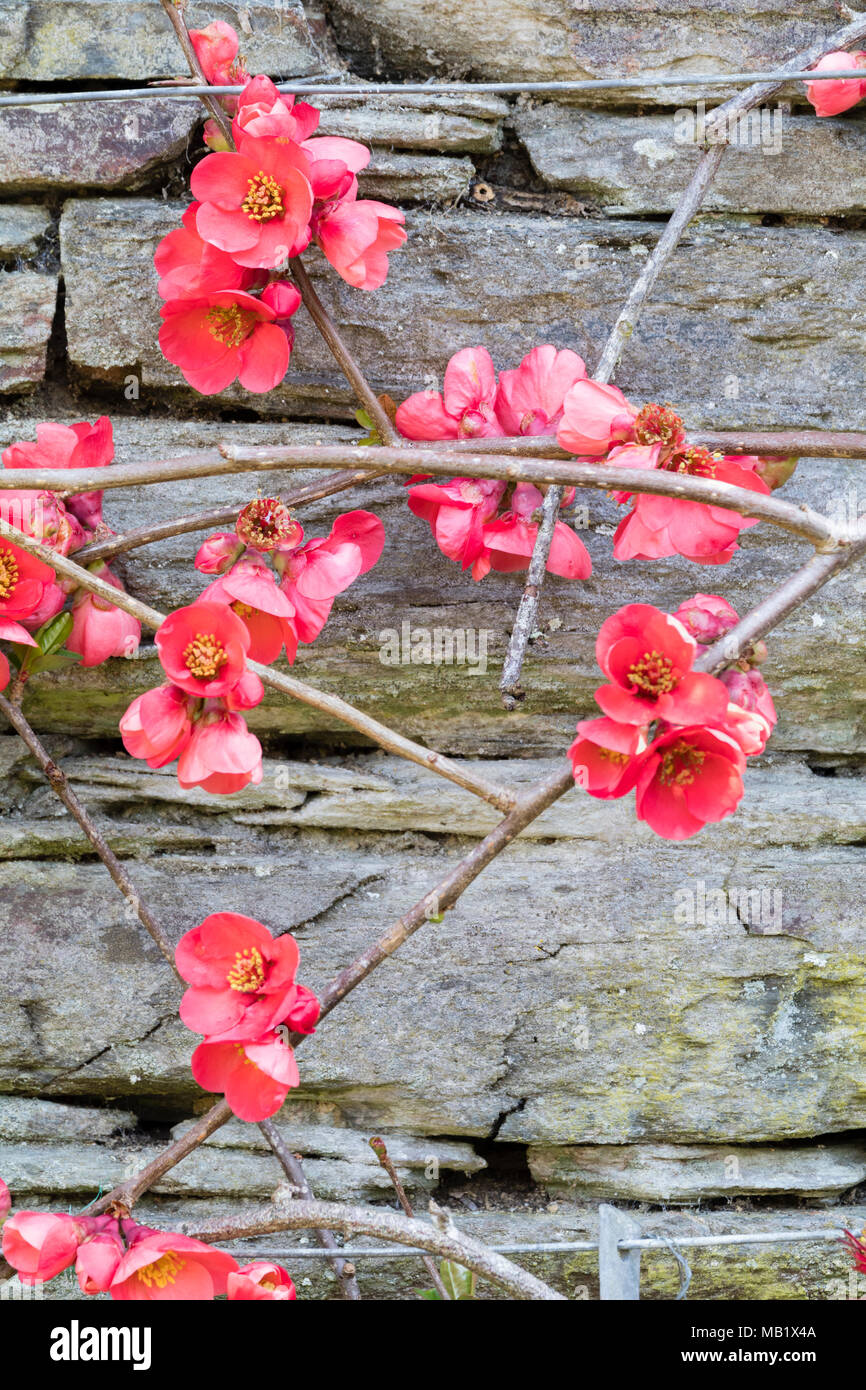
[0,1,864,1300]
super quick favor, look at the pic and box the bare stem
[369,1136,450,1298]
[258,1117,361,1300]
[0,693,178,974]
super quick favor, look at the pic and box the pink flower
[0,1177,9,1223]
[109,1227,238,1301]
[259,280,302,354]
[76,1231,124,1295]
[0,539,55,621]
[672,592,740,647]
[0,649,8,694]
[719,668,777,754]
[68,565,140,666]
[189,21,246,90]
[557,379,638,456]
[202,554,297,663]
[3,417,113,531]
[2,1211,82,1285]
[613,449,771,565]
[635,725,746,840]
[495,345,587,435]
[235,497,302,553]
[594,602,729,727]
[155,601,251,699]
[407,477,505,578]
[154,203,257,301]
[304,137,405,289]
[195,532,244,575]
[233,74,319,144]
[568,716,647,797]
[805,51,866,117]
[276,510,385,642]
[175,912,307,1042]
[396,347,506,440]
[120,685,194,768]
[482,481,592,580]
[0,490,85,556]
[191,1032,301,1121]
[19,582,66,633]
[159,288,291,395]
[191,135,313,269]
[228,1261,297,1300]
[176,707,263,796]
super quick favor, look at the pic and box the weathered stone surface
[1,416,862,758]
[0,2,327,82]
[0,1095,135,1141]
[327,0,841,105]
[528,1141,866,1202]
[0,99,200,193]
[361,152,473,204]
[60,200,866,433]
[516,106,866,216]
[316,91,506,152]
[2,749,866,1143]
[0,205,52,259]
[0,273,57,392]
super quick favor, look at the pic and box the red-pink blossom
[175,912,305,1042]
[191,135,313,269]
[594,602,729,728]
[300,136,405,289]
[195,532,244,575]
[276,510,385,642]
[482,481,592,579]
[2,1211,82,1284]
[155,202,257,300]
[159,288,290,395]
[396,347,506,441]
[202,554,297,663]
[228,1260,297,1300]
[0,1177,9,1223]
[805,51,866,117]
[235,497,302,553]
[76,1231,124,1295]
[407,478,505,578]
[191,1032,301,1121]
[155,601,251,698]
[176,707,263,796]
[0,490,85,556]
[233,74,319,144]
[557,379,638,456]
[259,279,302,353]
[120,685,195,768]
[719,668,777,754]
[68,565,140,666]
[3,417,113,531]
[109,1227,238,1301]
[495,345,587,435]
[635,725,746,840]
[568,716,647,797]
[0,539,55,621]
[672,592,740,647]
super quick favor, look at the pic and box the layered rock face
[0,1,864,1299]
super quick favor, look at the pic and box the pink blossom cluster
[0,418,141,691]
[175,911,319,1121]
[804,51,866,116]
[397,345,592,580]
[120,497,384,795]
[0,1181,294,1300]
[568,595,776,839]
[156,22,406,396]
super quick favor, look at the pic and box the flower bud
[195,532,244,574]
[753,455,798,491]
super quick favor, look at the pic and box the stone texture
[0,1095,135,1141]
[361,152,473,204]
[59,201,866,432]
[516,106,866,216]
[0,99,200,193]
[0,2,328,82]
[528,1141,866,1202]
[327,0,841,105]
[0,205,52,259]
[0,273,57,391]
[315,92,506,152]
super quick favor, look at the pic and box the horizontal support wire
[0,70,860,106]
[217,1228,847,1259]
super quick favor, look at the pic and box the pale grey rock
[516,106,866,216]
[316,91,506,151]
[0,206,53,259]
[0,2,328,82]
[0,99,200,193]
[361,152,473,204]
[528,1141,866,1202]
[0,273,57,392]
[0,1095,135,1141]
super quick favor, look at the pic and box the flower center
[657,740,706,787]
[231,600,256,619]
[183,632,229,680]
[633,402,685,450]
[242,170,285,222]
[136,1251,185,1290]
[0,547,19,599]
[599,747,629,765]
[207,303,254,349]
[662,445,718,478]
[627,650,677,698]
[236,497,298,550]
[227,946,266,993]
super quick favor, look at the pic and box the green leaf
[25,648,83,675]
[439,1260,477,1300]
[34,611,74,657]
[416,1287,442,1300]
[354,408,373,431]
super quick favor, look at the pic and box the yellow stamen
[183,632,229,680]
[242,170,285,222]
[0,547,20,600]
[227,946,266,993]
[136,1251,186,1290]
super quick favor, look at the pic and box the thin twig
[258,1117,361,1300]
[186,1198,565,1300]
[0,693,179,975]
[157,0,234,146]
[370,1136,450,1298]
